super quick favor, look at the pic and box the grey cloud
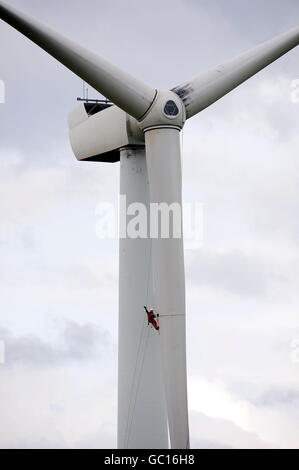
[190,411,273,449]
[240,384,299,409]
[227,380,299,410]
[257,388,299,408]
[0,320,109,367]
[49,401,66,414]
[74,430,116,449]
[3,438,68,450]
[186,249,269,297]
[62,320,107,361]
[192,439,232,449]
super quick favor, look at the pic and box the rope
[125,326,150,447]
[123,236,153,447]
[123,316,147,448]
[159,314,185,317]
[146,237,152,306]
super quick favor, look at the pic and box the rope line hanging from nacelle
[123,237,153,447]
[125,327,150,447]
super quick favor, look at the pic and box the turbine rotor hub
[138,89,186,132]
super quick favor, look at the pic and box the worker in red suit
[144,306,159,331]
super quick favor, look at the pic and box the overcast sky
[1,0,299,449]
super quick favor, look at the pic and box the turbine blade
[145,128,189,449]
[172,26,299,119]
[0,1,156,120]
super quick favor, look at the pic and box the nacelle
[68,102,145,163]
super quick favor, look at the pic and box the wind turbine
[1,1,299,450]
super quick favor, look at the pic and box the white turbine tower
[1,1,299,449]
